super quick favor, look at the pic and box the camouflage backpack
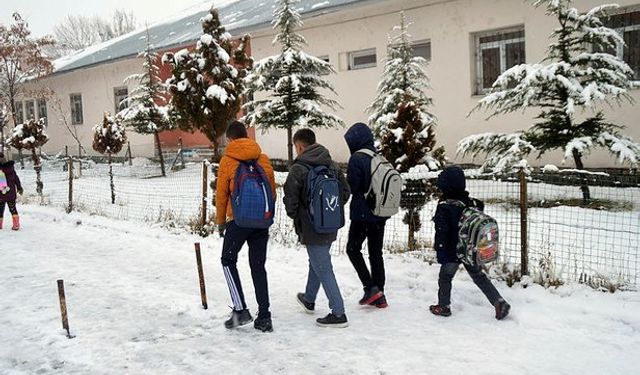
[445,199,500,266]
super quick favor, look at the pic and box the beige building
[12,0,640,167]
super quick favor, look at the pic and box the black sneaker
[372,295,388,308]
[429,304,451,317]
[359,286,383,305]
[254,316,273,333]
[495,299,511,320]
[296,293,315,314]
[224,309,253,329]
[315,313,348,328]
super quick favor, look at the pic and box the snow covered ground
[1,205,640,374]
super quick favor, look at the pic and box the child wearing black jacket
[430,165,510,320]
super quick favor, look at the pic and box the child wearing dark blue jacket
[430,166,510,320]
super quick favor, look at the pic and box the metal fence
[12,156,640,289]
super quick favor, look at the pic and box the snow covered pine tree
[367,12,444,250]
[243,0,342,164]
[163,7,251,161]
[7,118,49,196]
[119,27,173,176]
[93,112,127,204]
[463,0,639,201]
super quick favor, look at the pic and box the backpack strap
[355,148,375,157]
[442,199,466,208]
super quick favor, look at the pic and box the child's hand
[18,187,24,195]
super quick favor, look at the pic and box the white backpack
[356,149,402,217]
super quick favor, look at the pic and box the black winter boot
[224,309,253,329]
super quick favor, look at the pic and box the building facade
[11,0,640,167]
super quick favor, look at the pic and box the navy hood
[344,122,375,154]
[436,165,466,194]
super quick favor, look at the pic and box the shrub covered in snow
[368,12,444,173]
[464,0,639,182]
[164,6,252,160]
[8,118,49,195]
[93,112,127,204]
[243,0,342,163]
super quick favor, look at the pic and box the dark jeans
[438,262,502,307]
[346,220,386,291]
[221,221,271,319]
[0,201,18,217]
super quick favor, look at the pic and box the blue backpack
[231,160,275,229]
[301,163,345,234]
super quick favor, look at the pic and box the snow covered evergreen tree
[164,7,252,160]
[464,0,639,200]
[7,118,48,195]
[244,0,342,164]
[93,112,127,204]
[367,12,443,173]
[119,28,173,176]
[367,12,443,251]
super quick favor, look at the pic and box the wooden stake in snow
[56,279,74,339]
[194,243,208,309]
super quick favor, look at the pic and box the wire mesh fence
[11,155,640,289]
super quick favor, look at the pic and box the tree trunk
[108,153,115,204]
[31,148,43,196]
[287,125,293,166]
[154,130,166,177]
[212,137,220,163]
[572,149,591,202]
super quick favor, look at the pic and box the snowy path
[1,206,639,375]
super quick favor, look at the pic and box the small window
[413,41,431,62]
[606,9,640,81]
[114,87,129,114]
[25,100,36,120]
[70,94,83,125]
[348,48,377,70]
[14,101,24,125]
[37,99,48,125]
[474,27,526,94]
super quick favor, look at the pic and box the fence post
[201,161,208,226]
[67,157,73,213]
[127,141,132,166]
[194,243,208,309]
[77,144,83,177]
[57,279,73,339]
[519,168,529,276]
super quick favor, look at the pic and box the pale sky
[1,0,214,37]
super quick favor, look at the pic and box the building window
[474,27,526,94]
[348,48,377,70]
[318,55,330,63]
[25,100,36,120]
[37,99,48,125]
[606,9,640,81]
[114,87,129,114]
[413,40,431,61]
[70,94,83,125]
[14,101,24,125]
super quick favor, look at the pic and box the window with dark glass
[348,48,377,70]
[37,99,48,125]
[70,94,83,125]
[114,87,129,114]
[14,101,24,125]
[606,10,640,80]
[412,41,432,62]
[475,28,526,94]
[25,100,35,120]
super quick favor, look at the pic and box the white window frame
[348,48,377,70]
[475,27,525,94]
[613,23,640,82]
[70,93,83,125]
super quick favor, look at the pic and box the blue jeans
[304,244,345,316]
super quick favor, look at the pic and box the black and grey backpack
[445,199,500,266]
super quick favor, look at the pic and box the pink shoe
[11,215,19,231]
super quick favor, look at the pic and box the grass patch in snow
[484,197,634,211]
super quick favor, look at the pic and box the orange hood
[224,138,262,161]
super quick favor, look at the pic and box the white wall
[18,58,155,158]
[251,0,640,168]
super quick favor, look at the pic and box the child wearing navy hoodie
[0,152,23,230]
[430,165,510,320]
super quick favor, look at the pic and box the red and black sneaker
[495,299,511,320]
[371,295,388,309]
[429,304,451,317]
[359,286,383,305]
